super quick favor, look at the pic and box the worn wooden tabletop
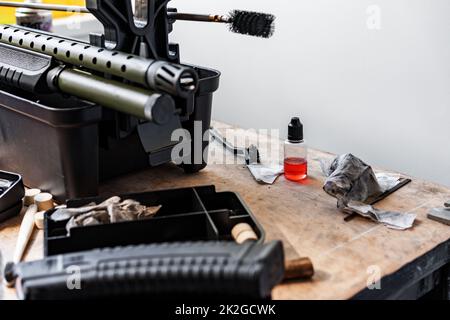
[1,121,450,300]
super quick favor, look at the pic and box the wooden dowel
[284,257,314,280]
[13,204,37,263]
[34,193,54,212]
[231,223,315,280]
[23,188,41,207]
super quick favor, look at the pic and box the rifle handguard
[0,24,198,98]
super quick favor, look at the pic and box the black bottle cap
[288,117,303,142]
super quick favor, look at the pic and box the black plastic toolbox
[0,170,24,223]
[0,66,220,202]
[44,185,264,256]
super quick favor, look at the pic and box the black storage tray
[44,185,264,256]
[0,170,24,223]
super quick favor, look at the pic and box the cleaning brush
[171,10,276,38]
[0,2,276,38]
[228,10,275,38]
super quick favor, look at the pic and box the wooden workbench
[1,121,450,300]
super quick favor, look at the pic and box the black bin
[0,66,220,202]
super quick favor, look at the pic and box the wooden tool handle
[13,204,37,264]
[284,257,315,280]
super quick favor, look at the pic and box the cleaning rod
[0,1,275,38]
[0,1,89,12]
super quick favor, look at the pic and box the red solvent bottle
[284,117,308,181]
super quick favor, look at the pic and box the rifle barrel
[49,67,175,123]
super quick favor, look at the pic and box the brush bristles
[229,10,275,38]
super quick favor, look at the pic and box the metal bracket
[86,0,178,61]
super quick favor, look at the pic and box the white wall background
[168,0,450,186]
